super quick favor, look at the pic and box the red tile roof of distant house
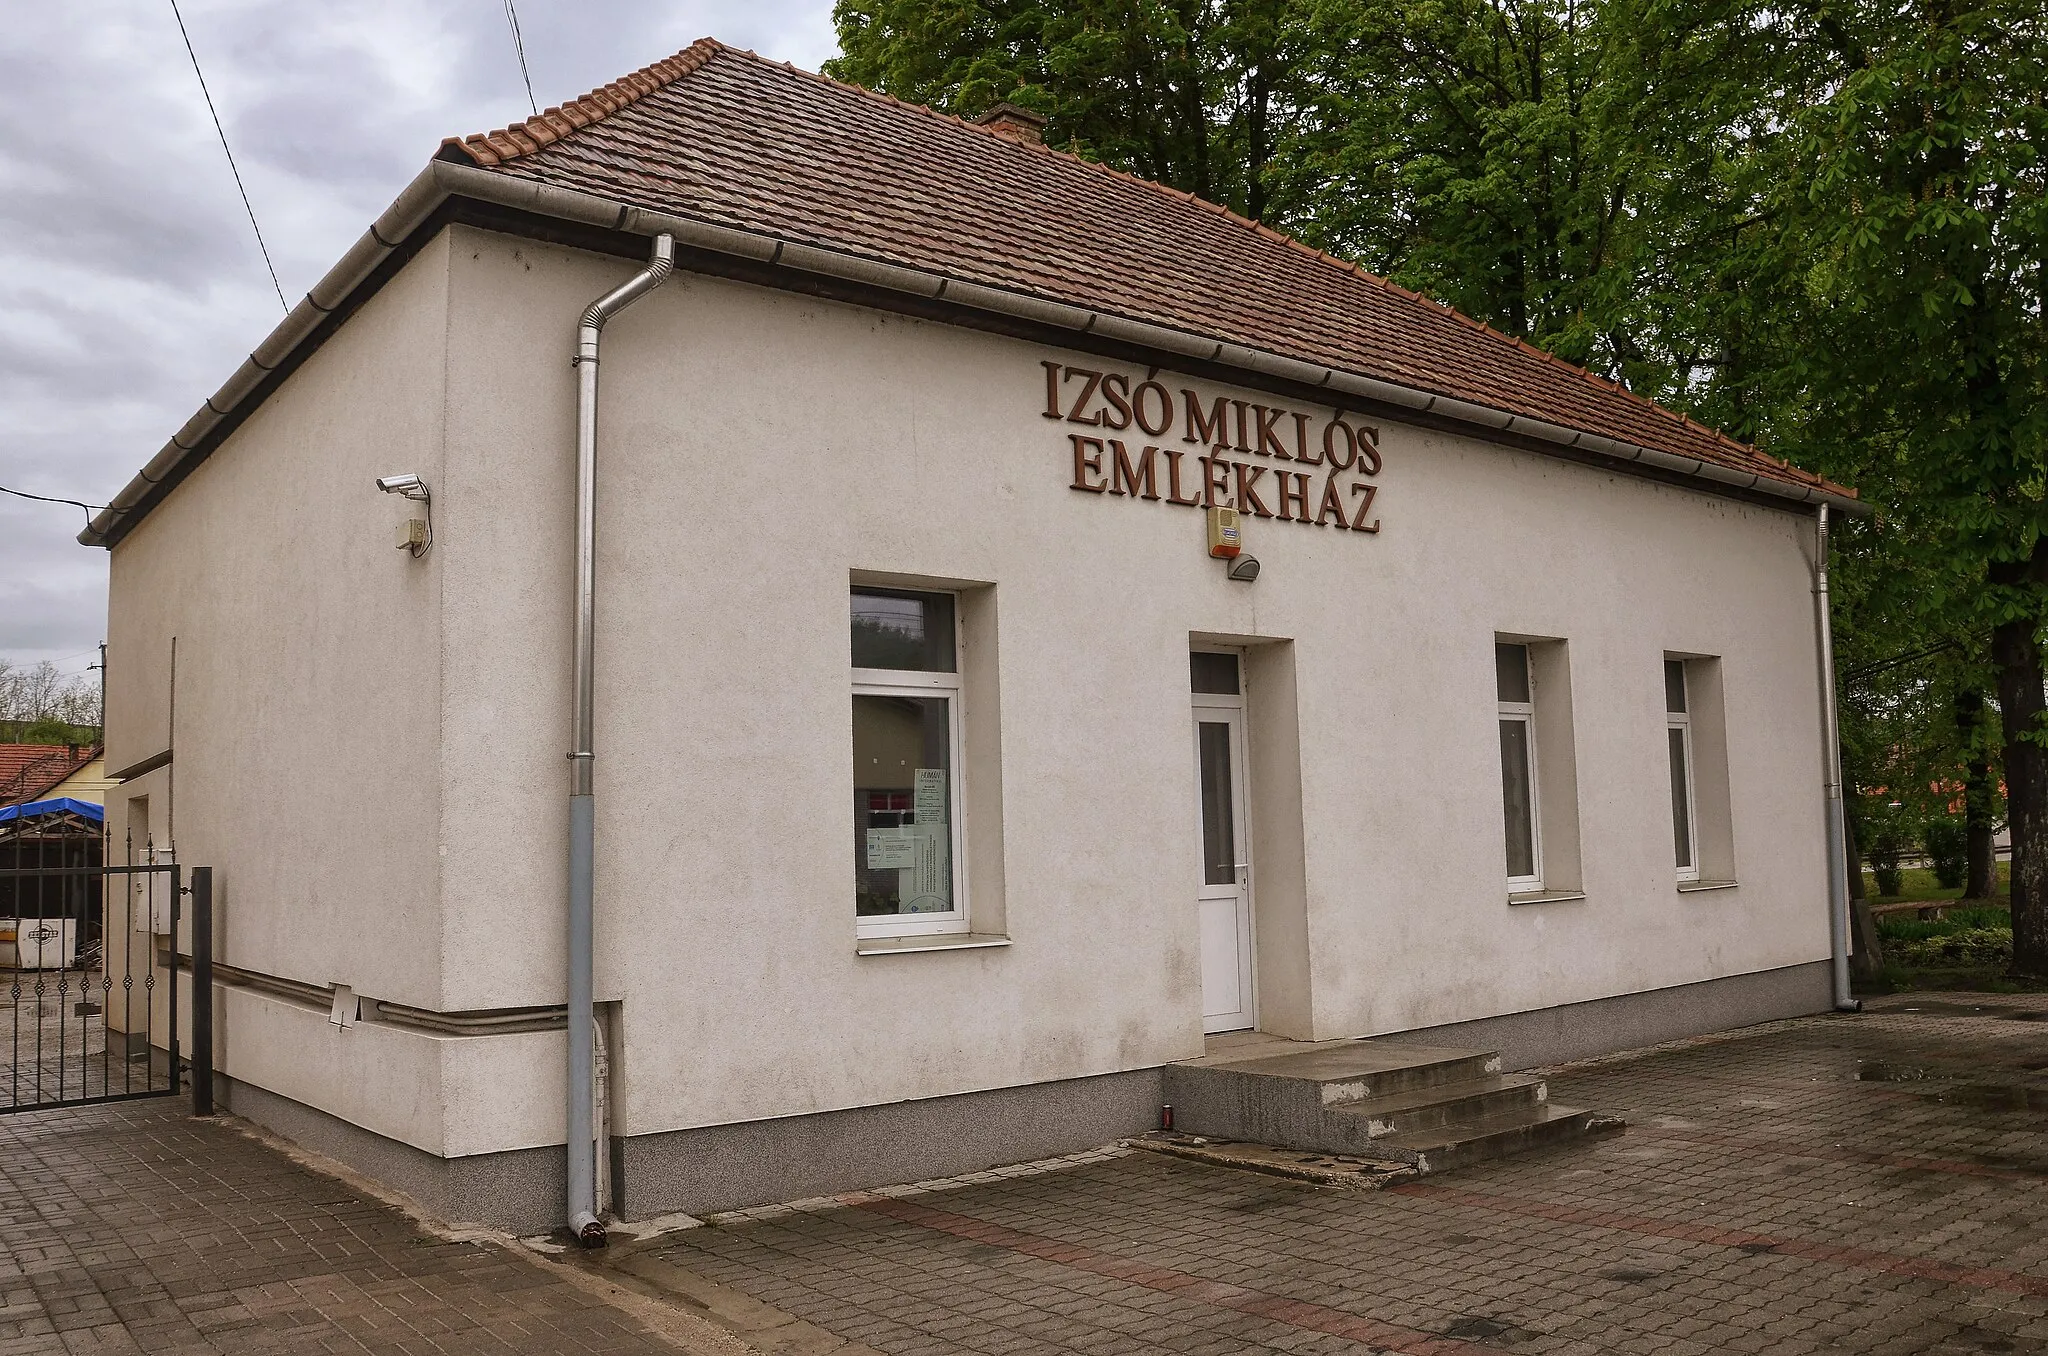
[440,38,1849,502]
[0,744,97,808]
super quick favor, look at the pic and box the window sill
[1507,890,1587,906]
[1677,879,1738,894]
[856,932,1012,956]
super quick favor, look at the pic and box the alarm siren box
[1207,506,1242,558]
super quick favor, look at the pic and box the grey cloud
[2,0,838,672]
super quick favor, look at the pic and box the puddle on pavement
[1877,1000,2048,1022]
[1855,1061,2048,1110]
[1923,1083,2048,1110]
[1600,1267,1662,1283]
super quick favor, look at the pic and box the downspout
[566,233,674,1246]
[1814,504,1861,1012]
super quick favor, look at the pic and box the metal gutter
[81,158,1867,550]
[1814,505,1862,1012]
[562,233,674,1249]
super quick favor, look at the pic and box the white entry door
[1192,692,1254,1033]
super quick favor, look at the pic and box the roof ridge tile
[445,37,725,167]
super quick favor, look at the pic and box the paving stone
[0,1101,709,1353]
[626,992,2048,1355]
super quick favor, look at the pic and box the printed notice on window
[914,768,947,824]
[902,824,951,912]
[865,828,916,870]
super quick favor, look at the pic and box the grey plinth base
[614,1067,1164,1220]
[219,1076,566,1234]
[1380,959,1836,1071]
[207,962,1829,1231]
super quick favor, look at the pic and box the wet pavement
[625,993,2048,1356]
[0,1098,740,1355]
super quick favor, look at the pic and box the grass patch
[1878,905,2011,942]
[1860,861,2009,905]
[1885,928,2010,967]
[1858,901,2039,994]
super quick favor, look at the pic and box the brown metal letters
[1047,365,1383,538]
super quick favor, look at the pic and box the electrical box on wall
[396,519,428,553]
[1207,506,1242,558]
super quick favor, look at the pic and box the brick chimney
[976,102,1048,147]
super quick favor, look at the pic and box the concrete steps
[1161,1038,1618,1175]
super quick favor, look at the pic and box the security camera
[1227,555,1261,583]
[374,474,429,502]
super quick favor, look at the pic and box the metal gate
[0,827,213,1114]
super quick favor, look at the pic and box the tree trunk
[1844,783,1866,902]
[1245,63,1269,222]
[1990,593,2048,976]
[1956,686,1998,899]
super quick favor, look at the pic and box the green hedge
[1886,928,2013,968]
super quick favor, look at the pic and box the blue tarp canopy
[0,797,104,824]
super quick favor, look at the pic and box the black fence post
[190,867,213,1116]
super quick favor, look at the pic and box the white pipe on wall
[565,233,674,1246]
[1813,505,1861,1012]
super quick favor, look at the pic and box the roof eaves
[85,70,1866,549]
[641,47,1815,476]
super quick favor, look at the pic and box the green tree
[826,0,1311,219]
[828,0,2045,966]
[1766,0,2048,971]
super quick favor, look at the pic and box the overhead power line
[0,484,107,524]
[503,0,540,116]
[166,0,289,314]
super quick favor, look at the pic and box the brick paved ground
[0,1098,735,1355]
[642,993,2048,1356]
[1,970,128,1122]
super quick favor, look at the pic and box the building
[84,41,1860,1234]
[0,743,107,808]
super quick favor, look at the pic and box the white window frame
[852,592,969,940]
[1498,646,1544,893]
[1667,660,1700,883]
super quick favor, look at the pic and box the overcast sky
[0,0,837,679]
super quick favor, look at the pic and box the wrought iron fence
[0,822,204,1113]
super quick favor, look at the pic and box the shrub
[1878,905,2011,944]
[1922,816,1968,890]
[1859,797,1911,897]
[1887,928,2013,968]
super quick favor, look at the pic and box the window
[1665,654,1733,889]
[1666,660,1699,882]
[1496,643,1541,890]
[852,589,966,937]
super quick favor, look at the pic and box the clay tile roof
[0,744,96,808]
[443,39,1848,500]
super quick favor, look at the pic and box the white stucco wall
[105,222,1830,1160]
[106,231,453,1008]
[435,227,1828,1145]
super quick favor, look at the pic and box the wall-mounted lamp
[1227,556,1261,583]
[375,474,432,557]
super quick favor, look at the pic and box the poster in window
[865,827,916,870]
[901,823,951,912]
[913,768,947,825]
